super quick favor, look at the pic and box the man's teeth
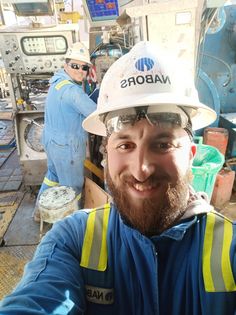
[133,183,154,191]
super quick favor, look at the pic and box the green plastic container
[191,144,225,200]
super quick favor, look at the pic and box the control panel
[21,35,67,55]
[0,28,76,74]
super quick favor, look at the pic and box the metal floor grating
[0,191,25,243]
[0,245,36,300]
[0,120,15,149]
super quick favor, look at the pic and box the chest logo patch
[85,285,114,305]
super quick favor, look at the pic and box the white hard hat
[83,41,217,136]
[65,42,92,65]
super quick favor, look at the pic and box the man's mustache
[121,173,171,186]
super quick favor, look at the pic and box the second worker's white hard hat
[83,41,217,136]
[65,42,92,65]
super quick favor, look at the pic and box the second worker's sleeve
[68,85,97,118]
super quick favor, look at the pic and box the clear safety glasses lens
[68,63,90,71]
[100,107,190,135]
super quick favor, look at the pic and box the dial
[44,60,52,68]
[55,38,67,52]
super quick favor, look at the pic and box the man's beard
[106,168,193,236]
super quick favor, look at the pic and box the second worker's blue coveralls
[38,69,97,201]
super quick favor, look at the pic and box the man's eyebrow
[112,133,131,141]
[112,131,176,141]
[154,132,175,139]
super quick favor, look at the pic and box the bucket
[203,127,229,156]
[191,144,225,200]
[211,168,235,208]
[39,186,78,224]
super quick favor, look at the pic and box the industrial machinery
[81,0,227,172]
[84,0,227,75]
[0,20,79,185]
[0,0,230,185]
[0,24,79,185]
[197,3,236,161]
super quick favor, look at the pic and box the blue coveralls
[38,69,97,201]
[1,199,236,314]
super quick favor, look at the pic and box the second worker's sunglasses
[67,63,90,71]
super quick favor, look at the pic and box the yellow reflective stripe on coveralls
[80,203,110,271]
[203,211,236,292]
[55,80,73,90]
[43,177,59,187]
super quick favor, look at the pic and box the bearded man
[1,42,236,315]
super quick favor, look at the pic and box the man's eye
[160,143,173,149]
[117,143,135,150]
[153,142,178,151]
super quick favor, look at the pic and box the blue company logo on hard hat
[135,57,154,71]
[120,56,171,88]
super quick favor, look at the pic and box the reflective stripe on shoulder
[203,211,236,292]
[80,203,111,271]
[55,80,73,90]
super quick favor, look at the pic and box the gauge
[55,37,67,52]
[44,60,52,68]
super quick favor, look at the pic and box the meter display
[86,0,119,21]
[21,35,67,55]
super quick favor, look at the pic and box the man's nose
[131,149,155,182]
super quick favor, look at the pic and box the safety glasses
[99,106,193,137]
[68,63,90,71]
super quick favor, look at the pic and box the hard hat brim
[64,53,92,65]
[64,55,92,65]
[83,93,217,136]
